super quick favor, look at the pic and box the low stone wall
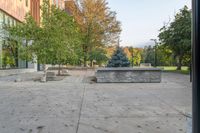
[0,69,37,77]
[95,68,162,83]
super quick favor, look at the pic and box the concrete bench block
[46,72,56,81]
[95,67,162,83]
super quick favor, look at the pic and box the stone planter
[95,67,162,83]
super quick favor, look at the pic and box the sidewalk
[0,70,192,133]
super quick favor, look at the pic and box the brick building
[0,0,69,70]
[0,0,31,69]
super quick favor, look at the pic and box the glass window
[7,17,10,26]
[0,13,22,69]
[2,13,5,25]
[0,11,3,68]
[13,20,16,26]
[60,0,63,8]
[0,11,3,24]
[26,0,28,7]
[4,16,8,25]
[56,0,59,6]
[0,11,3,30]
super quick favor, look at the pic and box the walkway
[0,70,192,133]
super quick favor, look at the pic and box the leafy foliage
[1,34,19,68]
[88,48,108,66]
[141,45,155,66]
[158,6,191,70]
[141,45,176,66]
[7,0,81,77]
[126,47,142,66]
[68,0,121,66]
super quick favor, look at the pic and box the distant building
[0,0,68,72]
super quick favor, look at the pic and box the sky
[107,0,191,47]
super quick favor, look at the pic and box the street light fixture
[150,39,158,67]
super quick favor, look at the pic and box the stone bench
[95,67,162,83]
[46,72,56,81]
[140,63,152,67]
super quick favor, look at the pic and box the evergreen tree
[107,47,130,67]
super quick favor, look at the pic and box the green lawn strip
[164,70,190,74]
[157,66,190,75]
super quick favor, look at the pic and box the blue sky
[107,0,191,47]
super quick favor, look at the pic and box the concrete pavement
[0,70,192,133]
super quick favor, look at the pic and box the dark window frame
[192,0,200,133]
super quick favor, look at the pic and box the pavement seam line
[75,70,87,133]
[149,92,192,118]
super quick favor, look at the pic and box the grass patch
[157,66,190,74]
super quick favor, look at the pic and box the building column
[192,0,200,133]
[0,41,2,68]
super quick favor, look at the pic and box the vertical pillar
[192,0,200,133]
[0,40,2,68]
[0,11,4,69]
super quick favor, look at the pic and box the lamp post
[150,39,158,67]
[117,38,121,48]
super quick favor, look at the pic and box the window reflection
[0,11,27,69]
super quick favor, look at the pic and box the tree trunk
[84,53,87,67]
[90,60,93,67]
[58,64,61,76]
[177,57,182,70]
[41,64,48,82]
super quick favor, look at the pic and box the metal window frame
[192,0,200,133]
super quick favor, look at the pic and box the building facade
[0,0,31,69]
[0,0,30,22]
[30,0,40,24]
[51,0,65,9]
[0,0,75,71]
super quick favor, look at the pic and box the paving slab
[0,70,192,133]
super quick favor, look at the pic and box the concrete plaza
[0,70,192,133]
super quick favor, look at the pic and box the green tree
[158,6,191,70]
[132,48,142,66]
[7,0,81,81]
[88,48,108,66]
[156,45,176,66]
[46,5,81,75]
[69,0,121,66]
[7,14,40,64]
[1,36,19,68]
[126,47,142,66]
[142,45,155,66]
[107,47,130,67]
